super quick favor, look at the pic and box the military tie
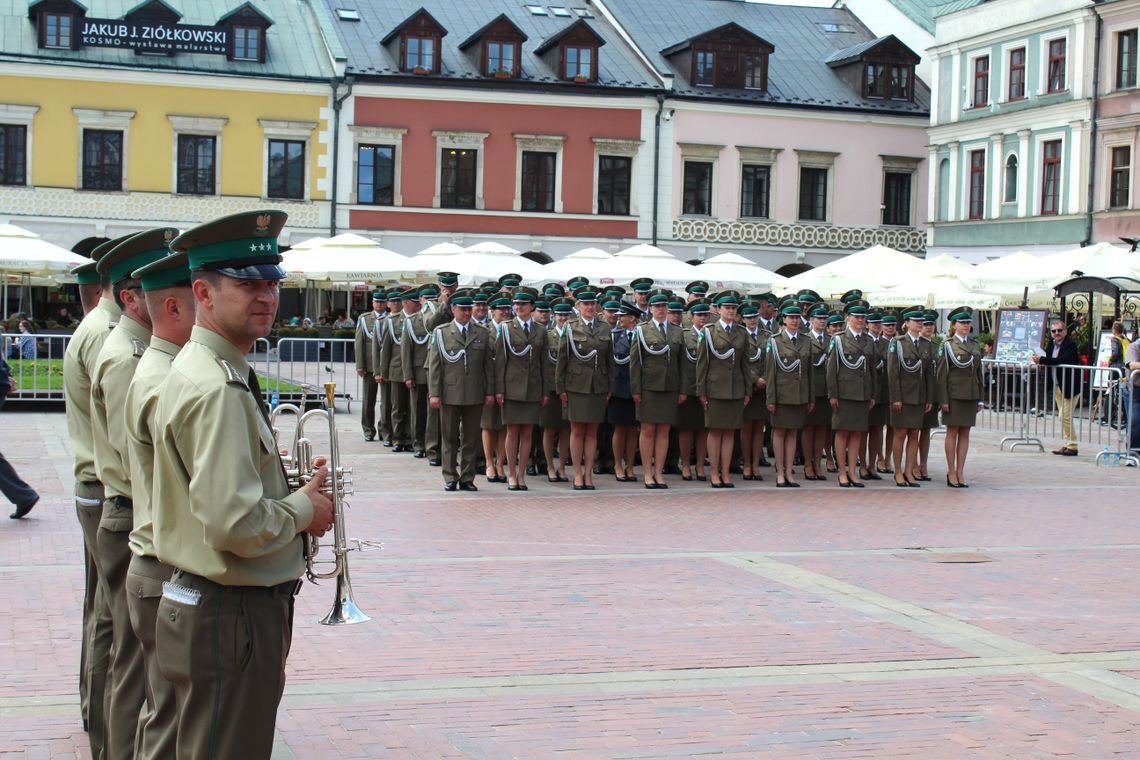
[818,333,824,346]
[791,334,797,345]
[524,322,530,337]
[659,322,666,338]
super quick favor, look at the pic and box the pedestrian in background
[0,354,39,518]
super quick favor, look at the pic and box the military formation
[63,211,334,759]
[357,275,985,491]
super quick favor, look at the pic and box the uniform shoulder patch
[888,338,896,353]
[938,343,945,356]
[130,338,148,357]
[828,336,837,352]
[217,359,249,389]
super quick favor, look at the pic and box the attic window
[550,7,571,16]
[42,13,74,49]
[564,45,594,81]
[335,8,360,21]
[691,44,770,91]
[486,40,519,77]
[572,7,593,18]
[233,26,262,61]
[820,23,854,34]
[404,35,436,73]
[864,61,913,101]
[526,5,547,14]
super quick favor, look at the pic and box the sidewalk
[2,410,1139,758]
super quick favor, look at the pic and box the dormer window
[744,53,765,90]
[460,14,527,80]
[663,23,774,92]
[486,40,518,76]
[694,50,715,86]
[863,61,912,100]
[218,3,274,63]
[381,8,447,75]
[563,45,594,80]
[535,19,605,84]
[405,35,435,72]
[43,12,73,48]
[234,26,262,61]
[827,35,919,104]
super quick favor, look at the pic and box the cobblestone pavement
[2,409,1139,758]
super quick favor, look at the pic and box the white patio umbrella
[465,241,521,255]
[536,247,615,284]
[924,253,974,275]
[692,252,786,291]
[866,274,1003,310]
[0,224,89,276]
[956,251,1057,297]
[601,243,697,288]
[450,251,545,286]
[280,233,419,282]
[416,241,467,257]
[287,236,327,251]
[1040,242,1139,282]
[776,269,880,299]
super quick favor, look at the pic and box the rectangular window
[740,164,770,218]
[891,65,911,100]
[267,138,304,200]
[744,54,764,89]
[1111,146,1131,209]
[0,125,27,186]
[487,41,516,75]
[1048,39,1067,93]
[1008,47,1026,100]
[597,155,631,215]
[798,167,828,221]
[176,135,215,195]
[564,46,592,79]
[440,148,477,208]
[882,172,912,226]
[1041,140,1061,215]
[82,129,123,191]
[865,63,887,98]
[1118,30,1138,89]
[356,144,394,205]
[233,26,261,61]
[521,151,556,212]
[968,150,986,220]
[682,161,713,215]
[44,13,72,48]
[973,56,989,107]
[406,36,435,72]
[694,50,715,86]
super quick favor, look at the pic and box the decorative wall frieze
[673,218,926,253]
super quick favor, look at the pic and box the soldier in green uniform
[91,228,174,759]
[802,306,832,480]
[62,235,128,755]
[424,277,458,467]
[916,311,941,481]
[678,302,710,480]
[541,299,573,482]
[376,289,411,451]
[630,293,685,488]
[124,247,196,759]
[496,288,549,491]
[400,287,432,459]
[480,295,510,482]
[740,303,769,481]
[936,307,984,487]
[826,303,877,487]
[153,211,334,758]
[766,304,814,487]
[878,313,900,472]
[355,291,385,440]
[696,294,751,488]
[426,290,496,491]
[863,310,889,480]
[556,289,613,490]
[887,307,935,488]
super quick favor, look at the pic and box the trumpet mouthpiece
[324,382,336,406]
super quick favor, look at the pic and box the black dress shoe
[508,484,520,491]
[722,482,735,488]
[518,484,529,491]
[429,458,441,466]
[10,495,38,519]
[413,451,427,459]
[583,484,596,490]
[655,482,669,489]
[851,482,865,488]
[459,481,478,491]
[382,440,394,448]
[392,444,406,452]
[526,464,538,476]
[758,458,771,468]
[787,481,801,488]
[681,474,693,481]
[574,484,585,491]
[443,482,458,492]
[364,434,375,441]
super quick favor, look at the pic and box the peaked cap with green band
[667,300,684,312]
[437,271,459,287]
[489,295,512,309]
[132,250,192,291]
[781,304,803,317]
[171,210,287,280]
[648,293,669,305]
[949,306,973,322]
[740,304,759,317]
[844,303,868,316]
[72,261,102,285]
[827,313,844,326]
[98,227,179,284]
[715,294,739,307]
[688,301,711,315]
[90,233,136,263]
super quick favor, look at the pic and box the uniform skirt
[942,400,979,428]
[705,398,744,430]
[566,391,606,424]
[831,399,869,431]
[923,407,940,429]
[891,403,926,429]
[540,392,568,429]
[636,389,678,425]
[743,391,769,423]
[806,396,831,426]
[481,402,503,431]
[868,402,890,427]
[676,396,705,431]
[608,396,636,426]
[771,403,807,430]
[502,400,540,426]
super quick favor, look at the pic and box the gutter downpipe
[652,92,664,246]
[329,76,353,237]
[1084,11,1102,247]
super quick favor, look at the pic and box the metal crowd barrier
[1,332,73,402]
[264,337,360,413]
[980,359,1136,466]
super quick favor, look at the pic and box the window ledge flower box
[412,66,431,75]
[493,69,513,79]
[572,75,590,83]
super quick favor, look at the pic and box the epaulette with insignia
[131,338,148,357]
[217,359,249,389]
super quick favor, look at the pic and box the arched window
[1004,154,1018,204]
[937,158,950,221]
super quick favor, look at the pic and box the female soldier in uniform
[481,296,511,483]
[677,302,710,481]
[740,304,769,481]
[916,311,940,481]
[495,289,548,491]
[556,290,613,490]
[827,303,876,487]
[631,293,685,488]
[541,300,572,482]
[887,308,934,488]
[696,295,751,488]
[802,307,832,480]
[936,307,984,488]
[862,311,890,481]
[608,304,639,482]
[766,304,813,487]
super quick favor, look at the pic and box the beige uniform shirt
[125,336,180,558]
[153,326,312,586]
[91,314,151,500]
[63,297,120,483]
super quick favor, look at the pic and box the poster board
[1093,332,1121,390]
[992,308,1049,364]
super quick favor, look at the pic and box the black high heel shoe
[946,475,963,489]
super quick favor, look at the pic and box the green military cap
[715,294,740,307]
[647,293,669,305]
[98,227,179,284]
[866,310,883,324]
[132,250,192,291]
[489,295,512,309]
[420,284,441,299]
[450,288,475,307]
[576,289,599,303]
[401,287,420,301]
[796,293,818,304]
[372,291,385,301]
[781,304,803,317]
[845,303,868,316]
[630,277,654,293]
[512,288,537,304]
[566,276,590,289]
[90,234,135,262]
[667,299,684,312]
[552,298,575,314]
[72,235,111,258]
[881,313,899,325]
[437,271,459,287]
[498,273,522,288]
[602,299,622,311]
[604,286,626,297]
[922,310,938,325]
[840,289,863,304]
[949,306,973,323]
[72,260,102,285]
[386,289,403,301]
[472,291,489,304]
[171,211,287,280]
[901,306,925,321]
[740,304,759,317]
[688,301,711,315]
[685,280,709,295]
[758,291,777,304]
[827,312,844,326]
[809,306,829,318]
[535,299,551,312]
[617,301,641,317]
[542,282,566,297]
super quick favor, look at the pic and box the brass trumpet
[269,383,369,625]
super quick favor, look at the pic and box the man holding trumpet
[151,211,335,758]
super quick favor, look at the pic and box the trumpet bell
[319,572,371,625]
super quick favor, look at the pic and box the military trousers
[126,554,177,760]
[95,498,145,760]
[156,568,297,760]
[75,480,111,757]
[359,374,378,438]
[378,379,393,442]
[441,403,484,485]
[387,381,410,446]
[408,382,428,453]
[426,402,441,460]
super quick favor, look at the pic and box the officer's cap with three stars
[171,210,287,281]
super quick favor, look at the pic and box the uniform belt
[110,495,133,509]
[175,569,302,598]
[81,480,102,488]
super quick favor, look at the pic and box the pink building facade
[1093,0,1140,245]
